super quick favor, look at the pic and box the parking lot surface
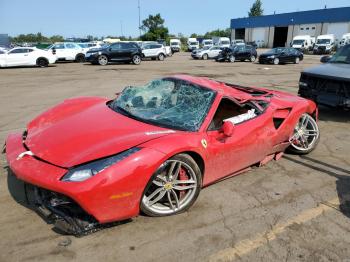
[1,52,350,262]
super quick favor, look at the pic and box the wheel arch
[182,151,205,181]
[36,57,49,64]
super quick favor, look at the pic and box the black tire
[202,53,208,60]
[158,53,165,61]
[140,153,202,217]
[36,58,49,67]
[132,54,142,65]
[229,55,235,63]
[75,54,85,63]
[250,55,256,62]
[97,55,108,66]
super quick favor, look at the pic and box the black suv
[85,42,142,65]
[215,45,258,63]
[299,44,350,109]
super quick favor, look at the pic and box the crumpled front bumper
[5,132,166,224]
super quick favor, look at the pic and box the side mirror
[222,121,235,137]
[320,56,331,63]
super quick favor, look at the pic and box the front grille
[299,73,350,108]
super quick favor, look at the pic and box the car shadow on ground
[0,65,57,69]
[283,155,350,218]
[318,105,350,123]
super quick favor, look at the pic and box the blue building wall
[231,7,350,29]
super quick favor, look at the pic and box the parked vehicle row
[216,45,257,62]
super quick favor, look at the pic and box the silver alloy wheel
[98,55,108,66]
[229,55,235,63]
[141,160,198,215]
[133,55,141,65]
[250,55,256,62]
[295,57,300,64]
[289,113,319,152]
[202,53,208,60]
[158,53,165,61]
[273,58,279,65]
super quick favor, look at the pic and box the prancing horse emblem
[17,151,34,160]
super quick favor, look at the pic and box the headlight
[61,147,141,182]
[326,45,331,49]
[299,81,308,87]
[267,55,275,59]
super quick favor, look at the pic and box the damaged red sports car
[5,75,320,235]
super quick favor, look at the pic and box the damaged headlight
[61,147,141,182]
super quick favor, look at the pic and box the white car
[47,42,86,62]
[191,46,223,60]
[142,43,166,61]
[0,47,57,68]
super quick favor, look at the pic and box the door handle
[24,54,28,56]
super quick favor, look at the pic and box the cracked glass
[110,78,216,131]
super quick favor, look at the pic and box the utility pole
[138,0,141,38]
[120,20,124,37]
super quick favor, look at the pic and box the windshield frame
[109,77,217,132]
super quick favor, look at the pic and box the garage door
[327,22,349,43]
[252,27,266,47]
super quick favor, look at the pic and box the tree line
[10,0,263,44]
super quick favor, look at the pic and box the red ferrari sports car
[5,75,320,235]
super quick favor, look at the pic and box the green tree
[248,0,263,17]
[140,13,169,41]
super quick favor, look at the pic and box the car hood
[25,97,174,167]
[302,63,350,82]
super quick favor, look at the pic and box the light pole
[138,0,141,38]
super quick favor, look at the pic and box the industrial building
[230,7,350,48]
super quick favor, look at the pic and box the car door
[5,48,28,66]
[204,97,272,183]
[108,43,123,60]
[234,46,245,60]
[65,43,79,60]
[209,47,221,58]
[142,44,152,57]
[53,43,66,59]
[279,49,289,63]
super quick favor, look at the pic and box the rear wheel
[75,54,85,63]
[250,55,256,62]
[158,53,165,61]
[36,58,48,67]
[97,55,108,66]
[132,54,142,65]
[288,113,320,154]
[140,154,202,217]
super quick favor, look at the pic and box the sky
[0,0,349,38]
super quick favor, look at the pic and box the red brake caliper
[178,168,189,199]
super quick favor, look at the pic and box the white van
[170,39,181,52]
[187,38,199,51]
[213,37,231,48]
[231,39,245,46]
[202,39,213,48]
[340,33,350,47]
[313,34,336,54]
[291,35,314,52]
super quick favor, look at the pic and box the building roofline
[231,6,350,29]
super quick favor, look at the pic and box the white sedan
[0,47,57,68]
[191,46,223,60]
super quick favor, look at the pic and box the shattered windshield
[110,78,216,131]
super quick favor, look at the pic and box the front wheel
[273,58,280,65]
[140,154,202,217]
[294,57,300,64]
[229,55,235,63]
[132,54,142,65]
[202,53,208,60]
[250,55,256,62]
[288,113,320,154]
